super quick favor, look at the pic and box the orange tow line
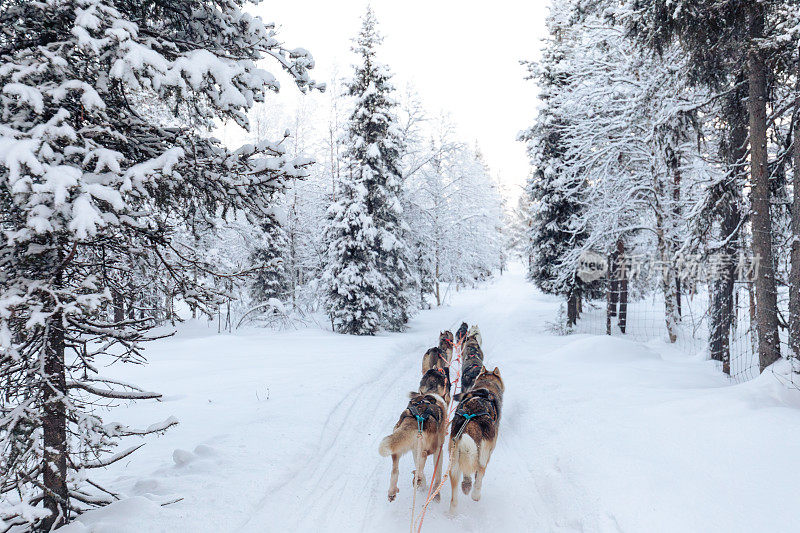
[412,336,466,532]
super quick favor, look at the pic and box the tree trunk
[662,276,678,343]
[127,290,135,320]
[42,272,69,530]
[789,55,800,361]
[710,265,736,374]
[748,282,759,360]
[608,248,619,317]
[112,288,124,323]
[566,290,578,328]
[616,240,628,334]
[654,172,678,343]
[435,251,441,307]
[747,5,782,371]
[670,147,683,319]
[710,81,747,374]
[618,269,628,334]
[606,251,617,336]
[191,267,198,319]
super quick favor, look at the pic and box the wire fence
[571,285,706,358]
[568,278,798,388]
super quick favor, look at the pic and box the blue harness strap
[458,412,487,421]
[453,411,489,441]
[408,402,433,434]
[415,414,426,433]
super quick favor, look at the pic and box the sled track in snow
[235,300,600,532]
[237,338,420,531]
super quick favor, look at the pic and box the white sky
[235,0,551,199]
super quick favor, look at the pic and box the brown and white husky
[379,392,448,502]
[448,366,504,513]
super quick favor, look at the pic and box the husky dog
[463,327,482,355]
[413,366,451,405]
[379,392,448,502]
[438,330,454,363]
[466,325,482,347]
[455,360,483,401]
[455,322,468,344]
[421,346,448,375]
[448,367,504,513]
[454,333,484,400]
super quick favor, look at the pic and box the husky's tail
[379,429,415,457]
[451,434,479,475]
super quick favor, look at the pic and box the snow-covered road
[64,264,800,532]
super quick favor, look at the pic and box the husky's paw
[433,492,441,503]
[388,487,398,502]
[461,476,472,495]
[447,504,458,516]
[414,474,427,489]
[471,488,481,502]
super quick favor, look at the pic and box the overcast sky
[240,1,551,198]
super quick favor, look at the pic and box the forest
[2,0,800,531]
[522,0,800,381]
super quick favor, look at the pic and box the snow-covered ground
[63,263,800,532]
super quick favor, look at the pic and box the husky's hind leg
[471,464,486,501]
[388,453,400,501]
[461,474,472,495]
[448,443,460,514]
[413,438,427,489]
[432,445,443,502]
[472,442,493,501]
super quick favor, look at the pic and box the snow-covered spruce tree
[322,8,411,334]
[0,1,319,529]
[519,2,591,328]
[249,213,291,304]
[322,168,384,335]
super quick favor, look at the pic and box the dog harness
[462,363,482,374]
[460,363,483,387]
[452,388,499,441]
[406,395,442,435]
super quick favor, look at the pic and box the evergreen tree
[322,173,384,335]
[519,3,589,327]
[0,0,319,528]
[322,8,411,333]
[250,214,291,304]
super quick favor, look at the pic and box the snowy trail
[234,269,569,533]
[64,264,800,533]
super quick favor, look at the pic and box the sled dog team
[378,323,505,513]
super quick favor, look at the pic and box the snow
[366,142,381,159]
[68,194,106,239]
[60,263,800,532]
[2,83,43,114]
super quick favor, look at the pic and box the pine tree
[0,1,319,528]
[322,8,411,334]
[250,214,291,305]
[519,3,590,327]
[323,174,384,335]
